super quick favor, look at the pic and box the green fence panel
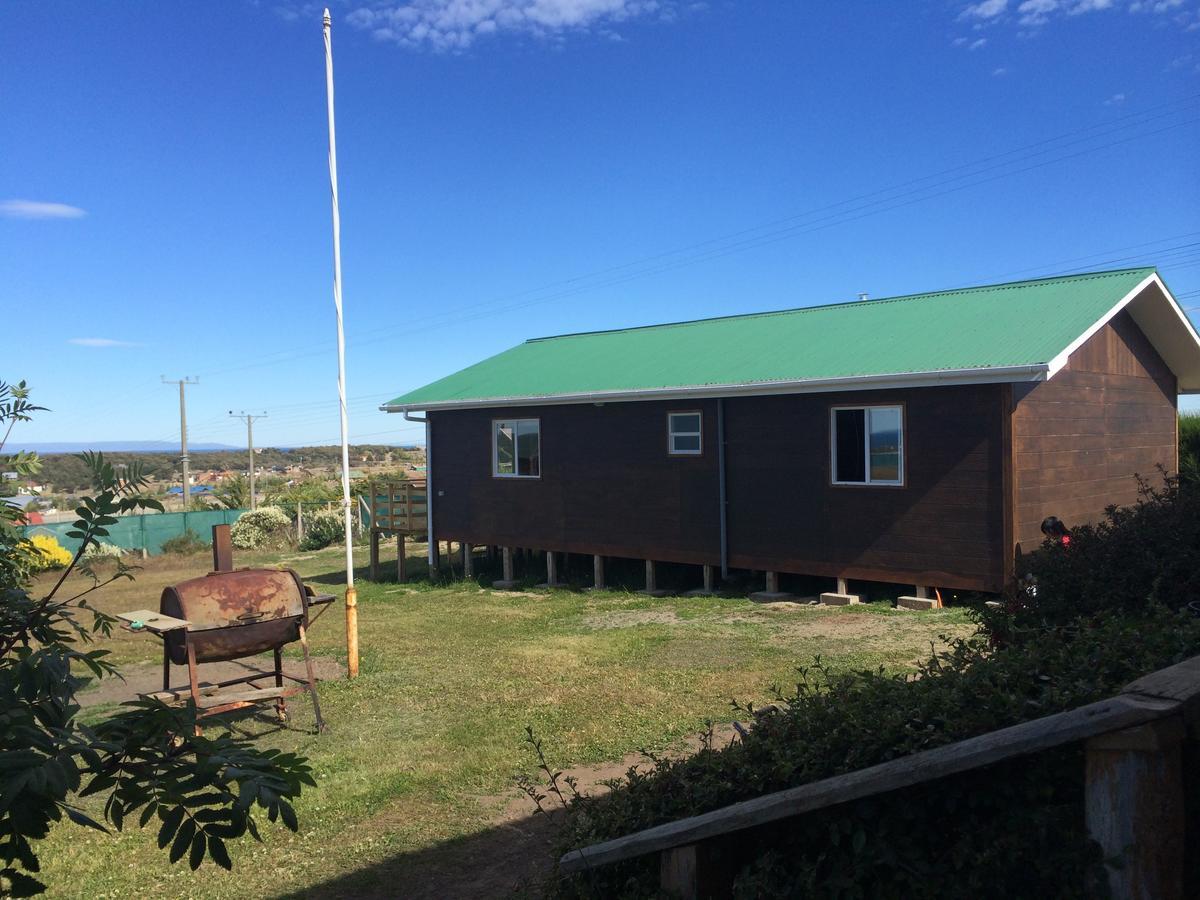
[21,509,247,557]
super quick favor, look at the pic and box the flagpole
[324,8,358,679]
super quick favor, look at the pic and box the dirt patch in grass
[583,608,683,629]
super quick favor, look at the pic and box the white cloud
[1130,0,1184,11]
[0,199,86,220]
[993,66,1009,75]
[962,0,1008,18]
[346,0,670,50]
[1104,91,1128,104]
[969,36,988,48]
[68,338,141,348]
[1017,0,1058,25]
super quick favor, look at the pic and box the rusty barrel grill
[158,567,327,730]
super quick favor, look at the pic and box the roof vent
[858,292,869,302]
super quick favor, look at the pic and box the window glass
[834,408,866,482]
[868,407,902,482]
[494,419,539,477]
[494,422,515,475]
[668,411,703,455]
[516,420,540,477]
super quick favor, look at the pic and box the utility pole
[229,411,267,510]
[162,377,198,510]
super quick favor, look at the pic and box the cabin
[383,268,1200,601]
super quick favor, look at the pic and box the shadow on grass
[278,804,567,899]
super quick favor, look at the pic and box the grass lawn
[36,543,975,898]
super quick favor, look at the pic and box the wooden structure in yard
[382,269,1200,599]
[558,654,1200,899]
[368,479,427,581]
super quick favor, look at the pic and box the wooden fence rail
[559,655,1200,900]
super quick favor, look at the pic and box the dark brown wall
[430,399,721,565]
[724,386,1007,591]
[1012,311,1178,553]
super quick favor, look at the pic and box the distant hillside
[20,444,422,493]
[10,441,239,454]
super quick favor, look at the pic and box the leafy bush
[28,533,72,570]
[1181,412,1200,484]
[160,529,207,555]
[982,471,1200,641]
[82,540,124,560]
[229,507,291,550]
[542,608,1200,898]
[299,509,344,551]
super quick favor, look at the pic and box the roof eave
[381,364,1050,413]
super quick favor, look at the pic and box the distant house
[1,472,17,483]
[384,268,1200,595]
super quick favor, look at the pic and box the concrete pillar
[461,542,473,579]
[592,554,606,590]
[765,571,779,593]
[751,570,795,603]
[640,560,667,597]
[493,546,517,589]
[822,575,862,606]
[703,564,715,593]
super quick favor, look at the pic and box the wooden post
[504,547,513,582]
[915,585,929,599]
[462,542,473,579]
[703,564,715,593]
[296,502,304,544]
[593,555,606,590]
[397,533,406,582]
[659,845,698,900]
[546,551,559,586]
[369,530,380,581]
[640,560,666,596]
[765,571,779,594]
[1085,717,1186,900]
[837,577,849,595]
[212,524,233,572]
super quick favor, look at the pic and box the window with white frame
[831,405,903,485]
[493,419,540,478]
[668,411,702,456]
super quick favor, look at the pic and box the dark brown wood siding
[724,386,1007,591]
[1011,311,1178,554]
[429,400,721,565]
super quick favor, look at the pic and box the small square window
[493,419,540,478]
[668,411,702,456]
[831,406,903,486]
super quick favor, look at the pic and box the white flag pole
[324,8,358,679]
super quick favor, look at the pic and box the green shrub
[160,529,207,555]
[229,507,291,550]
[82,540,124,560]
[299,509,345,551]
[981,471,1200,641]
[543,607,1200,898]
[1181,412,1200,484]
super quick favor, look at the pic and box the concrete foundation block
[750,591,797,604]
[684,589,718,597]
[492,579,520,590]
[820,592,862,606]
[897,596,936,611]
[534,581,566,589]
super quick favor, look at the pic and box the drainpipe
[403,410,433,567]
[717,398,728,580]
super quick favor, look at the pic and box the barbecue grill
[118,526,333,731]
[153,565,328,731]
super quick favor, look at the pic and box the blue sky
[4,0,1199,449]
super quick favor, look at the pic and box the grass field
[36,543,976,898]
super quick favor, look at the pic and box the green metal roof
[385,267,1159,410]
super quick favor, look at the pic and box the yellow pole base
[345,585,359,679]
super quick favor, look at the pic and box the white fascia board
[1045,273,1200,390]
[1045,273,1158,379]
[380,363,1049,414]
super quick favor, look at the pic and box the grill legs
[299,624,325,733]
[274,647,287,722]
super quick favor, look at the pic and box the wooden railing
[369,480,427,534]
[559,655,1200,900]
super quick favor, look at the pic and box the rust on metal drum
[160,568,309,665]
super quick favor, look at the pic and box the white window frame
[830,405,905,487]
[492,418,541,479]
[667,410,703,456]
